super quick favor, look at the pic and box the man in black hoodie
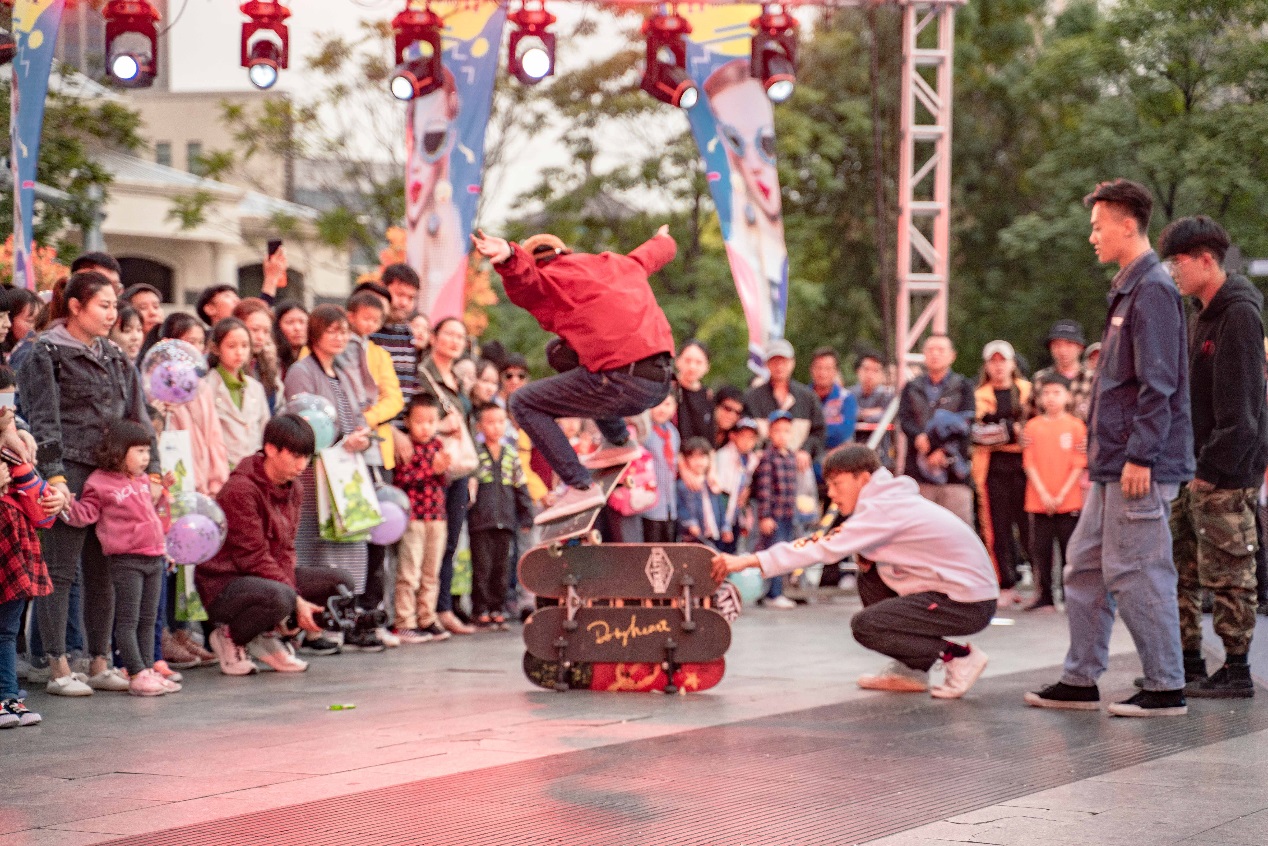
[1161,215,1268,699]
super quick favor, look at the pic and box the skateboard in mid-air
[534,461,631,549]
[522,652,725,694]
[518,542,731,693]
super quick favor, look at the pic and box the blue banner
[11,0,65,290]
[404,2,506,322]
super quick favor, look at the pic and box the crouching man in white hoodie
[712,444,1000,698]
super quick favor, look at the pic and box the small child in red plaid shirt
[391,394,452,643]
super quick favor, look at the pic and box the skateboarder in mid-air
[471,226,677,525]
[712,444,1000,699]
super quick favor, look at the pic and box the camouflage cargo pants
[1171,485,1260,655]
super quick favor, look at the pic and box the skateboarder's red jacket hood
[755,468,1000,604]
[494,233,677,372]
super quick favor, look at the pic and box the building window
[187,142,205,176]
[155,142,172,168]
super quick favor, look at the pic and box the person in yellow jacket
[971,340,1032,608]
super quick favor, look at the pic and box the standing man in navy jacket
[471,226,676,524]
[1027,178,1195,718]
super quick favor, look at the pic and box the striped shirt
[370,322,418,416]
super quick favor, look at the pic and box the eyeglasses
[1163,254,1193,275]
[502,371,528,382]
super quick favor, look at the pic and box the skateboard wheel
[588,529,603,545]
[548,544,563,558]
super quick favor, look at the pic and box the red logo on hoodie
[1201,340,1215,356]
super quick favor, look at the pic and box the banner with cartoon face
[404,1,506,323]
[681,5,790,374]
[10,0,66,291]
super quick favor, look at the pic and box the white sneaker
[24,662,51,684]
[534,484,608,524]
[86,668,131,692]
[46,673,93,697]
[210,625,260,676]
[248,634,309,673]
[931,644,989,699]
[376,627,401,648]
[579,441,640,469]
[858,660,930,692]
[128,668,169,697]
[762,595,797,610]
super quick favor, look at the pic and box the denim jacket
[1086,250,1194,483]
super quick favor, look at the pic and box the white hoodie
[755,468,999,604]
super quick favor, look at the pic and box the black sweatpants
[1029,512,1079,606]
[986,452,1030,589]
[208,566,354,647]
[470,528,514,618]
[850,561,996,672]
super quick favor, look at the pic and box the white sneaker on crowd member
[45,673,93,697]
[128,668,169,697]
[579,440,641,470]
[857,660,930,692]
[376,627,401,648]
[152,660,183,683]
[209,625,260,676]
[23,661,50,684]
[931,644,989,699]
[762,595,797,610]
[0,698,40,727]
[248,634,309,672]
[533,484,607,525]
[997,588,1024,608]
[86,668,131,692]
[0,704,18,729]
[157,675,182,694]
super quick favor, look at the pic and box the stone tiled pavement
[1,590,1264,845]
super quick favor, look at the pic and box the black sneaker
[1023,681,1101,710]
[1135,655,1206,689]
[1186,664,1255,699]
[343,630,387,653]
[1107,688,1187,717]
[299,634,342,656]
[420,622,451,642]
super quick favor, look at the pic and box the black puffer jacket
[1188,274,1268,489]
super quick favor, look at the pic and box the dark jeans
[36,461,113,659]
[1029,512,1079,606]
[851,561,997,671]
[436,478,469,614]
[756,517,796,599]
[109,554,164,674]
[986,453,1030,589]
[208,566,354,647]
[642,518,677,544]
[509,366,671,488]
[0,598,24,699]
[470,528,513,618]
[362,543,387,610]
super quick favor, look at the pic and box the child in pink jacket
[64,420,177,698]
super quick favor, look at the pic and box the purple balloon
[368,501,408,546]
[166,513,222,565]
[149,359,200,404]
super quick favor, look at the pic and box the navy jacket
[1086,251,1194,484]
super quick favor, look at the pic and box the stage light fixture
[241,0,291,90]
[0,29,15,66]
[508,4,556,85]
[390,5,444,102]
[751,6,798,104]
[640,13,697,110]
[104,0,160,88]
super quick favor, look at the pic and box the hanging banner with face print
[404,2,506,323]
[680,5,790,374]
[10,0,66,291]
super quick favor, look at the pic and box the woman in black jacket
[17,271,157,696]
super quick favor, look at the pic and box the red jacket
[194,453,301,609]
[496,234,676,371]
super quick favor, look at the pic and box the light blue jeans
[1061,481,1185,691]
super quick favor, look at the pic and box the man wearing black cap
[1028,320,1093,421]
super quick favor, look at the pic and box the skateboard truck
[679,575,696,632]
[563,576,581,631]
[663,637,680,694]
[553,636,570,692]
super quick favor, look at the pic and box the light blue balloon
[299,410,337,452]
[728,568,764,606]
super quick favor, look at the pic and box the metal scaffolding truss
[895,0,960,380]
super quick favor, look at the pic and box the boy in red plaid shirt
[391,394,452,643]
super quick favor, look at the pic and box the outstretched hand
[656,224,670,238]
[711,552,758,584]
[471,229,511,264]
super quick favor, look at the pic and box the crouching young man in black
[713,445,999,698]
[195,414,354,675]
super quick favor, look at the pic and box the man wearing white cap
[742,338,826,475]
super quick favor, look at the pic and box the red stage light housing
[241,0,291,90]
[104,0,160,88]
[508,4,557,85]
[0,29,15,66]
[640,13,697,110]
[751,7,798,103]
[390,5,444,101]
